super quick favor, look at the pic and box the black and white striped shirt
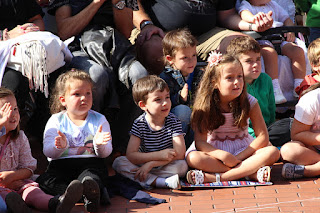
[130,112,184,153]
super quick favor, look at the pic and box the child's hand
[6,180,24,190]
[159,149,177,161]
[55,130,67,149]
[94,125,111,145]
[0,171,15,188]
[132,161,153,182]
[0,102,12,126]
[252,12,267,25]
[285,32,295,42]
[180,84,189,102]
[222,153,241,168]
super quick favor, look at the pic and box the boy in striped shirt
[113,75,188,189]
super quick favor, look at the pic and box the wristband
[140,20,153,30]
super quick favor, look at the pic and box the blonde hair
[0,87,19,139]
[132,75,169,106]
[308,38,320,70]
[191,54,250,133]
[162,28,197,65]
[50,69,93,114]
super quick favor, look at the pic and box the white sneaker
[165,174,181,189]
[274,87,287,104]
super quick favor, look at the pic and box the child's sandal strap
[215,173,221,182]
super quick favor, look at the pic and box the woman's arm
[291,119,320,146]
[236,103,269,161]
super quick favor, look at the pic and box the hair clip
[207,50,223,67]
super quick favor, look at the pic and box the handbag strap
[0,134,11,161]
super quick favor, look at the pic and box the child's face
[0,95,19,132]
[217,63,244,102]
[60,79,93,120]
[167,46,197,77]
[139,89,171,120]
[248,0,270,6]
[238,51,261,84]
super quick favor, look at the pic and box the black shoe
[100,187,111,205]
[82,176,100,212]
[5,192,32,213]
[49,180,83,213]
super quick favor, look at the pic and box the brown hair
[50,69,93,114]
[226,36,261,58]
[132,75,169,105]
[308,38,320,70]
[0,87,19,139]
[162,28,198,64]
[191,54,250,133]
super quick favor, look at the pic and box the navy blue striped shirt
[130,112,184,153]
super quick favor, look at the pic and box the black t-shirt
[141,0,236,35]
[47,0,115,28]
[0,0,43,30]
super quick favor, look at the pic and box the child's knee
[112,156,131,172]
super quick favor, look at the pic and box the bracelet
[140,20,153,30]
[249,23,253,31]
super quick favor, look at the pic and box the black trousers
[36,158,108,196]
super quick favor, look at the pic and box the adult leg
[261,44,287,103]
[197,27,244,60]
[171,105,191,134]
[69,50,115,112]
[281,42,306,85]
[281,141,320,177]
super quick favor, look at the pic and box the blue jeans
[309,27,320,43]
[171,105,191,133]
[0,196,6,213]
[171,105,194,148]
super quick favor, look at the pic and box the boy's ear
[165,55,173,63]
[138,100,146,110]
[59,96,66,106]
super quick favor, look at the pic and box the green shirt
[247,73,276,137]
[295,0,320,27]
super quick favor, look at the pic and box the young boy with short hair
[160,28,202,148]
[227,36,276,137]
[295,38,320,97]
[112,75,188,190]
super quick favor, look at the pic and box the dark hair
[162,28,198,64]
[132,75,169,105]
[226,36,261,58]
[50,69,93,114]
[191,54,250,133]
[0,87,19,139]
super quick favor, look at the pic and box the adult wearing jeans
[47,0,148,113]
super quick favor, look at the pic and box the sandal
[186,170,204,185]
[282,163,305,179]
[257,166,271,183]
